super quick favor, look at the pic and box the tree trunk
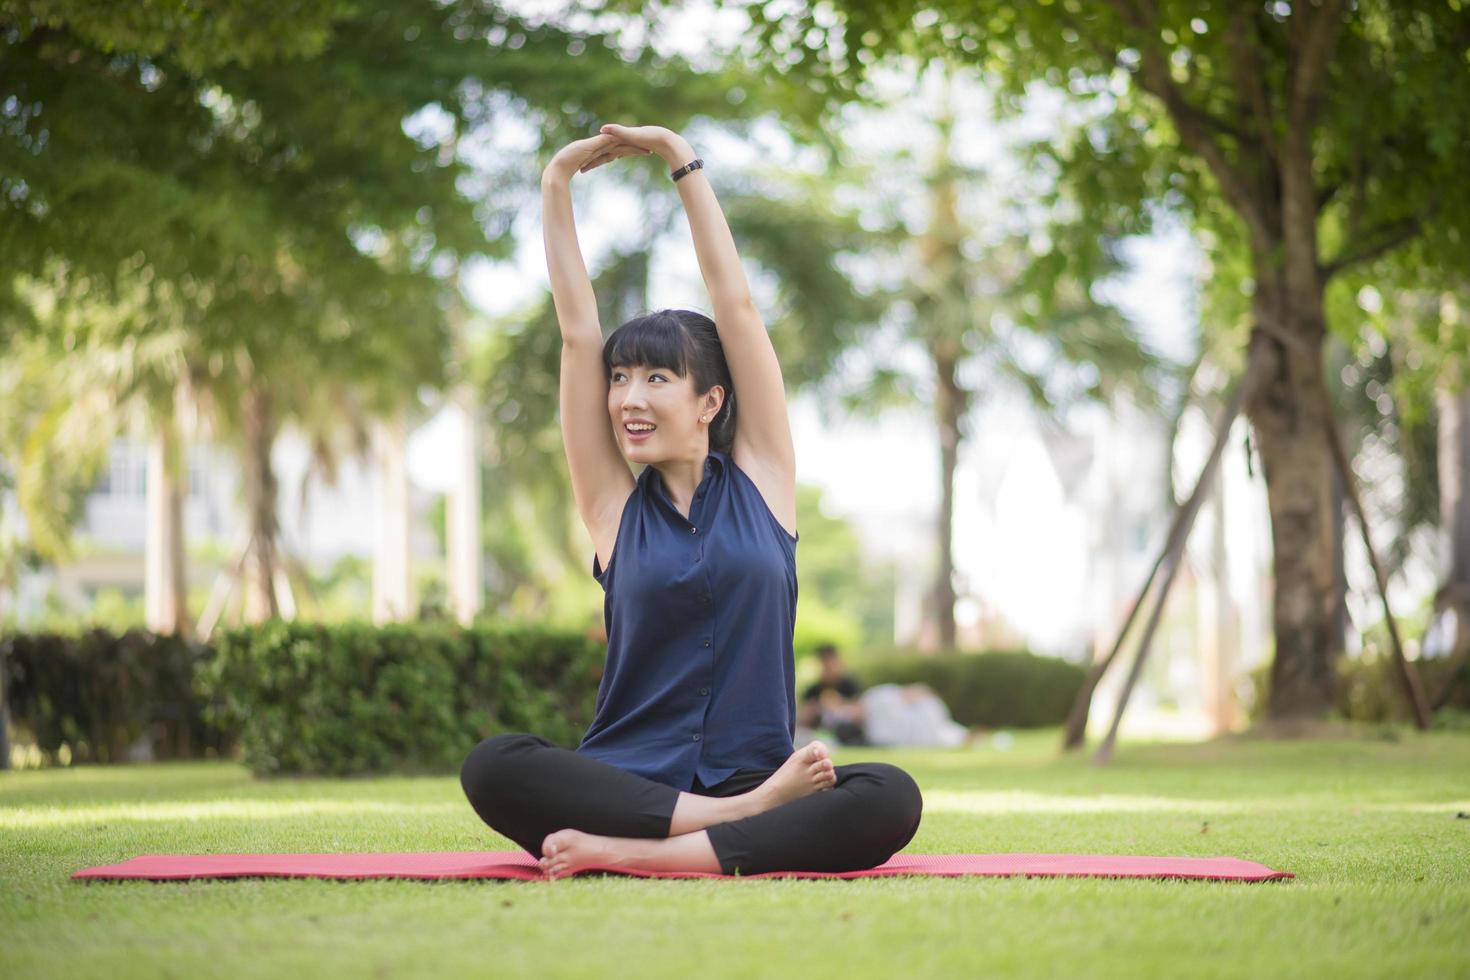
[1325,338,1352,657]
[1329,460,1348,655]
[145,398,192,635]
[0,643,10,770]
[1247,269,1341,721]
[239,383,281,623]
[1199,464,1239,736]
[1434,378,1470,705]
[446,283,483,625]
[917,91,966,654]
[1440,381,1470,589]
[447,387,482,625]
[373,413,413,623]
[930,348,962,651]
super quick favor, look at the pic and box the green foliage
[1246,654,1469,725]
[2,628,233,764]
[857,648,1086,728]
[714,0,1470,719]
[4,0,780,564]
[202,620,604,775]
[3,621,607,774]
[792,482,895,656]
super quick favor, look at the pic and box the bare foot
[540,828,624,879]
[746,741,837,814]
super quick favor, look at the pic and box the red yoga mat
[73,851,1293,882]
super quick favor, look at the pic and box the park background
[2,1,1468,977]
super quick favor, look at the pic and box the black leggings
[459,733,924,876]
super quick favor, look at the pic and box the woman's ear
[702,384,725,419]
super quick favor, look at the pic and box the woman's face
[607,363,720,462]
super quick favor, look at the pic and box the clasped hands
[543,123,695,184]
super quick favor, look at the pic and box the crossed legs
[460,732,923,878]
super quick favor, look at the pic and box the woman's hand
[597,123,695,168]
[542,132,650,185]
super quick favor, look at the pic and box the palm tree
[1,283,195,634]
[831,63,1160,650]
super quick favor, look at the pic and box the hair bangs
[602,312,695,378]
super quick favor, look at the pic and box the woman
[459,123,923,879]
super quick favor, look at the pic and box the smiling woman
[455,122,922,880]
[603,308,736,460]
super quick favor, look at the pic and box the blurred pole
[1092,373,1252,764]
[445,279,482,626]
[144,389,191,635]
[1432,379,1470,708]
[1320,384,1431,729]
[1440,378,1470,591]
[446,394,482,625]
[1065,376,1249,751]
[239,383,280,622]
[373,413,412,623]
[1198,463,1238,736]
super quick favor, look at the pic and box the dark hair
[602,308,737,453]
[816,644,839,659]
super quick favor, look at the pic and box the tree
[0,280,194,629]
[2,2,490,621]
[808,62,1161,649]
[3,1,783,625]
[1337,279,1470,699]
[715,0,1470,720]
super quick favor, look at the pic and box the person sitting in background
[797,644,972,749]
[858,682,970,748]
[798,644,868,745]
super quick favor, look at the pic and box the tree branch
[1102,0,1273,248]
[1289,0,1348,128]
[1225,4,1279,166]
[1316,180,1341,211]
[1321,210,1428,280]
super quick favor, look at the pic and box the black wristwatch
[670,158,704,182]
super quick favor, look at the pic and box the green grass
[4,729,1469,979]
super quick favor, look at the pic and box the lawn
[3,728,1468,979]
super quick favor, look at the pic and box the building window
[95,441,147,498]
[186,449,207,499]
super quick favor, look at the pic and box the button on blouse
[576,449,800,790]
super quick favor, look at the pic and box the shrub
[200,620,604,775]
[855,648,1086,728]
[1245,652,1469,723]
[3,621,606,775]
[1,628,233,764]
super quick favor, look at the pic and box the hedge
[204,621,604,775]
[856,649,1087,728]
[1247,652,1470,724]
[1,628,231,765]
[3,621,606,775]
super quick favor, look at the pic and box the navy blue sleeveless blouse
[576,448,800,790]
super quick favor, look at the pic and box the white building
[18,428,442,621]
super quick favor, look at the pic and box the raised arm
[598,124,798,497]
[541,134,646,564]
